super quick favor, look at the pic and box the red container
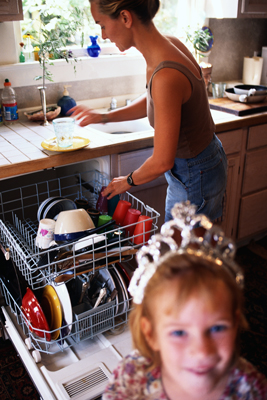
[112,200,131,226]
[133,215,153,245]
[122,208,141,236]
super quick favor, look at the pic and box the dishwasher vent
[63,366,109,398]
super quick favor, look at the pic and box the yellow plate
[40,285,62,340]
[41,136,90,152]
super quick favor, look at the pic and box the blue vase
[87,36,101,58]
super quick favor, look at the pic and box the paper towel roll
[242,56,263,85]
[261,47,267,86]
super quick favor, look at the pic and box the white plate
[51,281,73,334]
[43,198,77,220]
[98,268,119,315]
[113,265,129,313]
[37,196,63,222]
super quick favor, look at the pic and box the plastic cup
[133,215,153,245]
[97,215,113,233]
[96,186,108,214]
[122,208,141,237]
[87,208,100,226]
[112,200,132,226]
[35,218,56,249]
[52,117,75,148]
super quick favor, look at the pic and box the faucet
[109,97,117,110]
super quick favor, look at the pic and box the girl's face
[90,2,133,52]
[141,279,239,399]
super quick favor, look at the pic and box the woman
[70,0,227,222]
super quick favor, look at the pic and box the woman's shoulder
[102,350,166,400]
[223,357,267,399]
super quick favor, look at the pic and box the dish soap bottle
[1,79,19,124]
[57,85,77,116]
[87,36,101,58]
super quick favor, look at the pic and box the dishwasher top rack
[0,169,160,289]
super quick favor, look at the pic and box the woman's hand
[102,176,131,199]
[68,105,103,126]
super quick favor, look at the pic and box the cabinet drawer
[242,148,267,195]
[247,124,267,150]
[238,189,267,239]
[218,129,243,155]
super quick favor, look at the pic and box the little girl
[102,202,267,400]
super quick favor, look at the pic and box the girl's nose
[190,335,216,359]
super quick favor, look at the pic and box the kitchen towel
[243,56,263,85]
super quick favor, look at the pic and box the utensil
[93,287,107,308]
[56,247,138,271]
[78,281,90,304]
[54,256,128,283]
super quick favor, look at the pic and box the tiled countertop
[1,109,267,180]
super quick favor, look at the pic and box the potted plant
[185,25,214,92]
[23,5,83,124]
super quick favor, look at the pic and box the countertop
[1,108,267,180]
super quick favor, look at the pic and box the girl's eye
[210,325,227,333]
[171,330,186,337]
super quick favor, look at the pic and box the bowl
[21,287,51,341]
[233,84,267,96]
[54,209,95,242]
[224,88,267,103]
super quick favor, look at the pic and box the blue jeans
[164,134,227,222]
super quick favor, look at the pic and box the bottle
[1,79,19,124]
[0,106,3,126]
[57,85,77,116]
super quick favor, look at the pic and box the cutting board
[209,97,267,116]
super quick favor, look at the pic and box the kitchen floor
[0,237,267,399]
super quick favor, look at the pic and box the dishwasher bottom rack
[0,279,129,355]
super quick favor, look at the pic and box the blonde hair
[89,0,160,24]
[129,252,248,368]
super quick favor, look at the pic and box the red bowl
[21,287,51,341]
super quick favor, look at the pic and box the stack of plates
[37,197,77,221]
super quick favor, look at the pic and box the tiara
[128,201,244,304]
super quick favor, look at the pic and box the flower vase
[87,36,101,58]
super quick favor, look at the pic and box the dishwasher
[0,157,160,400]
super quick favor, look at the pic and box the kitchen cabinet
[205,0,267,18]
[0,0,23,21]
[217,129,246,239]
[238,123,267,239]
[238,0,267,18]
[111,148,167,230]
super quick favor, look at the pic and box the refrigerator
[0,156,160,400]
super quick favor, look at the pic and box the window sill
[0,47,145,88]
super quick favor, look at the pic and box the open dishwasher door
[2,305,131,400]
[0,156,160,400]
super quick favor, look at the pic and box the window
[21,0,181,56]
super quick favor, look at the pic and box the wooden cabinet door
[221,155,241,238]
[238,189,267,239]
[0,0,23,21]
[238,0,267,17]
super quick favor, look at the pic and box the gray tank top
[147,61,215,159]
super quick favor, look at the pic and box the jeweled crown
[128,201,244,304]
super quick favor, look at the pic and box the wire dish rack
[0,169,159,354]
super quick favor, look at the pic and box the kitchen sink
[89,117,152,134]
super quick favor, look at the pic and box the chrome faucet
[109,97,117,110]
